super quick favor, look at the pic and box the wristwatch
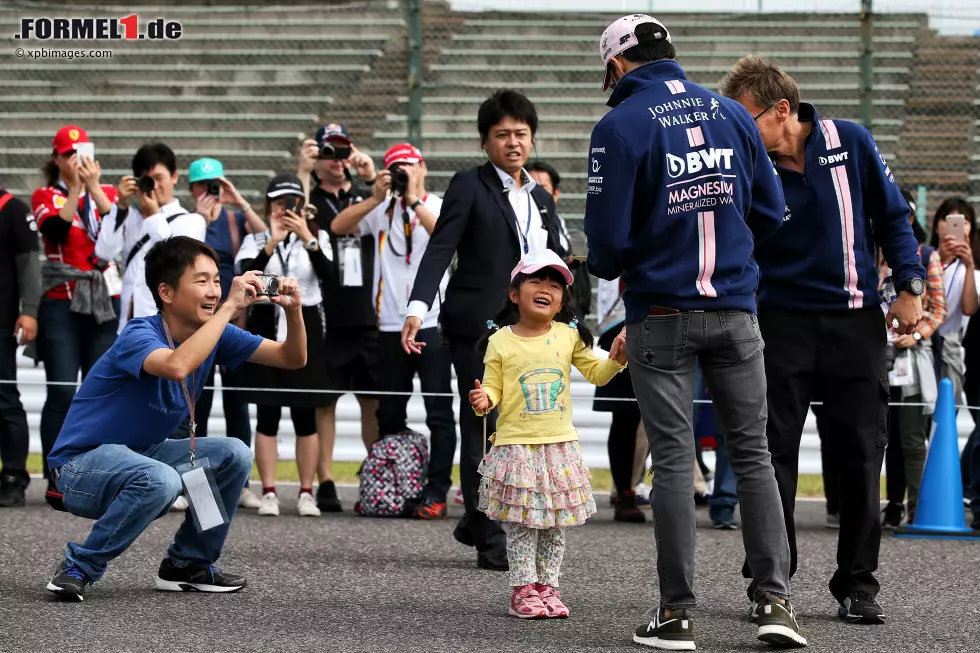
[901,277,925,296]
[913,332,923,342]
[304,238,318,252]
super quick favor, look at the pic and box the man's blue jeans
[55,437,252,582]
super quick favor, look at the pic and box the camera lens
[206,179,221,196]
[137,175,155,194]
[266,277,280,296]
[389,165,409,196]
[318,143,336,160]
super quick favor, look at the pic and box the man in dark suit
[400,90,567,570]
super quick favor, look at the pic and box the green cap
[188,157,224,183]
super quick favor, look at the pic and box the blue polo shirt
[48,315,262,468]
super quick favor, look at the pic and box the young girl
[469,250,627,619]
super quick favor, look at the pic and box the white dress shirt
[96,198,207,333]
[405,165,543,321]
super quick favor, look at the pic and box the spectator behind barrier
[0,186,40,507]
[95,142,208,334]
[296,122,380,513]
[234,174,335,518]
[45,236,307,602]
[30,126,122,484]
[331,143,456,520]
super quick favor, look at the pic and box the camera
[137,175,156,195]
[205,179,221,197]
[254,274,280,297]
[389,163,409,196]
[318,142,352,161]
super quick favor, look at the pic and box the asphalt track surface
[1,484,978,653]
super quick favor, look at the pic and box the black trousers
[608,405,642,494]
[377,328,457,502]
[0,331,30,483]
[751,307,888,601]
[449,335,505,552]
[812,405,842,515]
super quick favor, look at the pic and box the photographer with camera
[95,143,207,335]
[297,122,380,512]
[330,143,455,520]
[186,157,267,508]
[31,125,122,484]
[233,173,334,517]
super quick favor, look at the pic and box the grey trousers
[626,310,791,609]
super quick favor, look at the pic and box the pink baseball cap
[599,14,672,91]
[510,250,574,286]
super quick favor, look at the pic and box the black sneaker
[613,490,646,523]
[155,558,246,593]
[47,560,89,601]
[0,472,27,507]
[838,591,885,624]
[881,502,905,530]
[971,512,980,530]
[316,480,343,512]
[633,608,695,650]
[756,594,807,647]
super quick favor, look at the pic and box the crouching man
[45,236,307,601]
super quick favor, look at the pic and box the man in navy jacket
[585,16,806,650]
[720,56,924,625]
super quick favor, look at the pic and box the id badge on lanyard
[340,237,362,287]
[162,319,230,532]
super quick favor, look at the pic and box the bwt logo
[15,16,183,40]
[666,148,734,179]
[818,152,849,166]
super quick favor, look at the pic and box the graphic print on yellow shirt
[478,323,625,447]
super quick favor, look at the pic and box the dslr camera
[137,175,156,195]
[318,142,352,161]
[389,163,409,197]
[254,274,280,297]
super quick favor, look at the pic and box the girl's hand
[469,379,490,412]
[269,213,288,245]
[282,209,313,241]
[609,326,627,365]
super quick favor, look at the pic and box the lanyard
[516,190,532,254]
[944,260,962,303]
[386,197,424,264]
[161,318,197,465]
[275,233,295,274]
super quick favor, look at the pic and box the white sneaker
[171,495,189,512]
[257,492,280,516]
[297,492,321,517]
[238,488,262,509]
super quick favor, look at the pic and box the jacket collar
[607,59,688,108]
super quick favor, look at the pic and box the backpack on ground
[354,430,429,517]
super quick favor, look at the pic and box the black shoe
[453,519,475,547]
[971,512,980,530]
[633,608,695,650]
[756,593,808,647]
[316,480,343,513]
[838,591,885,624]
[613,490,646,523]
[476,546,508,571]
[881,501,905,530]
[47,560,89,601]
[155,558,247,593]
[0,472,27,507]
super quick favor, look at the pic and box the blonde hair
[718,56,800,114]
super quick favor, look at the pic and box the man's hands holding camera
[226,271,302,314]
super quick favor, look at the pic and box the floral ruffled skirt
[478,440,597,529]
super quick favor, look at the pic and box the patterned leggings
[504,523,566,587]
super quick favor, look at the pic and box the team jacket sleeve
[584,124,636,281]
[745,127,786,245]
[407,171,472,311]
[862,131,925,287]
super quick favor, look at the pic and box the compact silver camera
[254,274,280,297]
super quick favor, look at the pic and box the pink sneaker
[509,584,548,619]
[535,584,570,618]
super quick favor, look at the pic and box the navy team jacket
[584,60,785,323]
[755,103,924,310]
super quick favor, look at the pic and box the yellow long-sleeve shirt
[478,323,626,446]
